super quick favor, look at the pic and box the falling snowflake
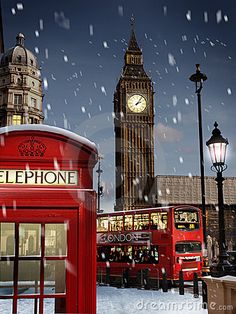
[118,6,123,16]
[43,77,48,90]
[54,11,70,30]
[89,24,94,36]
[172,95,177,106]
[45,49,49,59]
[186,10,191,21]
[101,86,107,95]
[2,205,6,218]
[44,109,48,119]
[39,19,44,30]
[185,98,189,105]
[133,178,140,185]
[216,10,222,23]
[168,53,176,66]
[103,41,109,48]
[177,111,182,122]
[13,200,17,211]
[0,136,4,146]
[53,158,60,170]
[227,88,232,95]
[163,6,167,16]
[16,3,23,10]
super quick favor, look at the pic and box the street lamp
[96,155,104,213]
[206,122,232,276]
[189,64,207,246]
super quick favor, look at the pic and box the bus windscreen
[175,241,202,253]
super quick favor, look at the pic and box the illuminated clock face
[127,95,147,113]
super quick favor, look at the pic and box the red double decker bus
[97,205,203,286]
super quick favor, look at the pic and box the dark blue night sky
[2,0,236,210]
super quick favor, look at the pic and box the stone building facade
[0,33,44,126]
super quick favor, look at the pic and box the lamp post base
[210,258,236,277]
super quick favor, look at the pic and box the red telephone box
[0,125,98,314]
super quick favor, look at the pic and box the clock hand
[135,97,142,106]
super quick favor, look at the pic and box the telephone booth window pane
[44,260,66,294]
[43,298,66,313]
[43,298,55,312]
[19,224,41,256]
[18,261,40,294]
[0,261,14,295]
[0,223,15,256]
[17,299,39,313]
[45,224,67,256]
[0,299,12,313]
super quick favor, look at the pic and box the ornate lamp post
[96,155,104,213]
[189,64,207,246]
[206,122,233,276]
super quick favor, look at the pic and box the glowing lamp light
[206,122,228,171]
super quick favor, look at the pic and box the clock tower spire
[114,19,156,211]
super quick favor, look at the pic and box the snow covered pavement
[0,285,208,313]
[97,285,208,314]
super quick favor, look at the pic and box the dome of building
[0,33,39,68]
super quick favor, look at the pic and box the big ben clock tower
[114,19,156,211]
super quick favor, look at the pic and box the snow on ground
[97,285,208,314]
[1,285,208,313]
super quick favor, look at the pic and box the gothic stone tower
[114,23,155,211]
[0,33,44,126]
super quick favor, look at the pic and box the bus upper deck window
[124,215,133,230]
[134,214,149,230]
[97,217,108,232]
[109,216,123,232]
[150,213,167,230]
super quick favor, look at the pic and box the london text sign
[97,232,152,244]
[0,169,78,185]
